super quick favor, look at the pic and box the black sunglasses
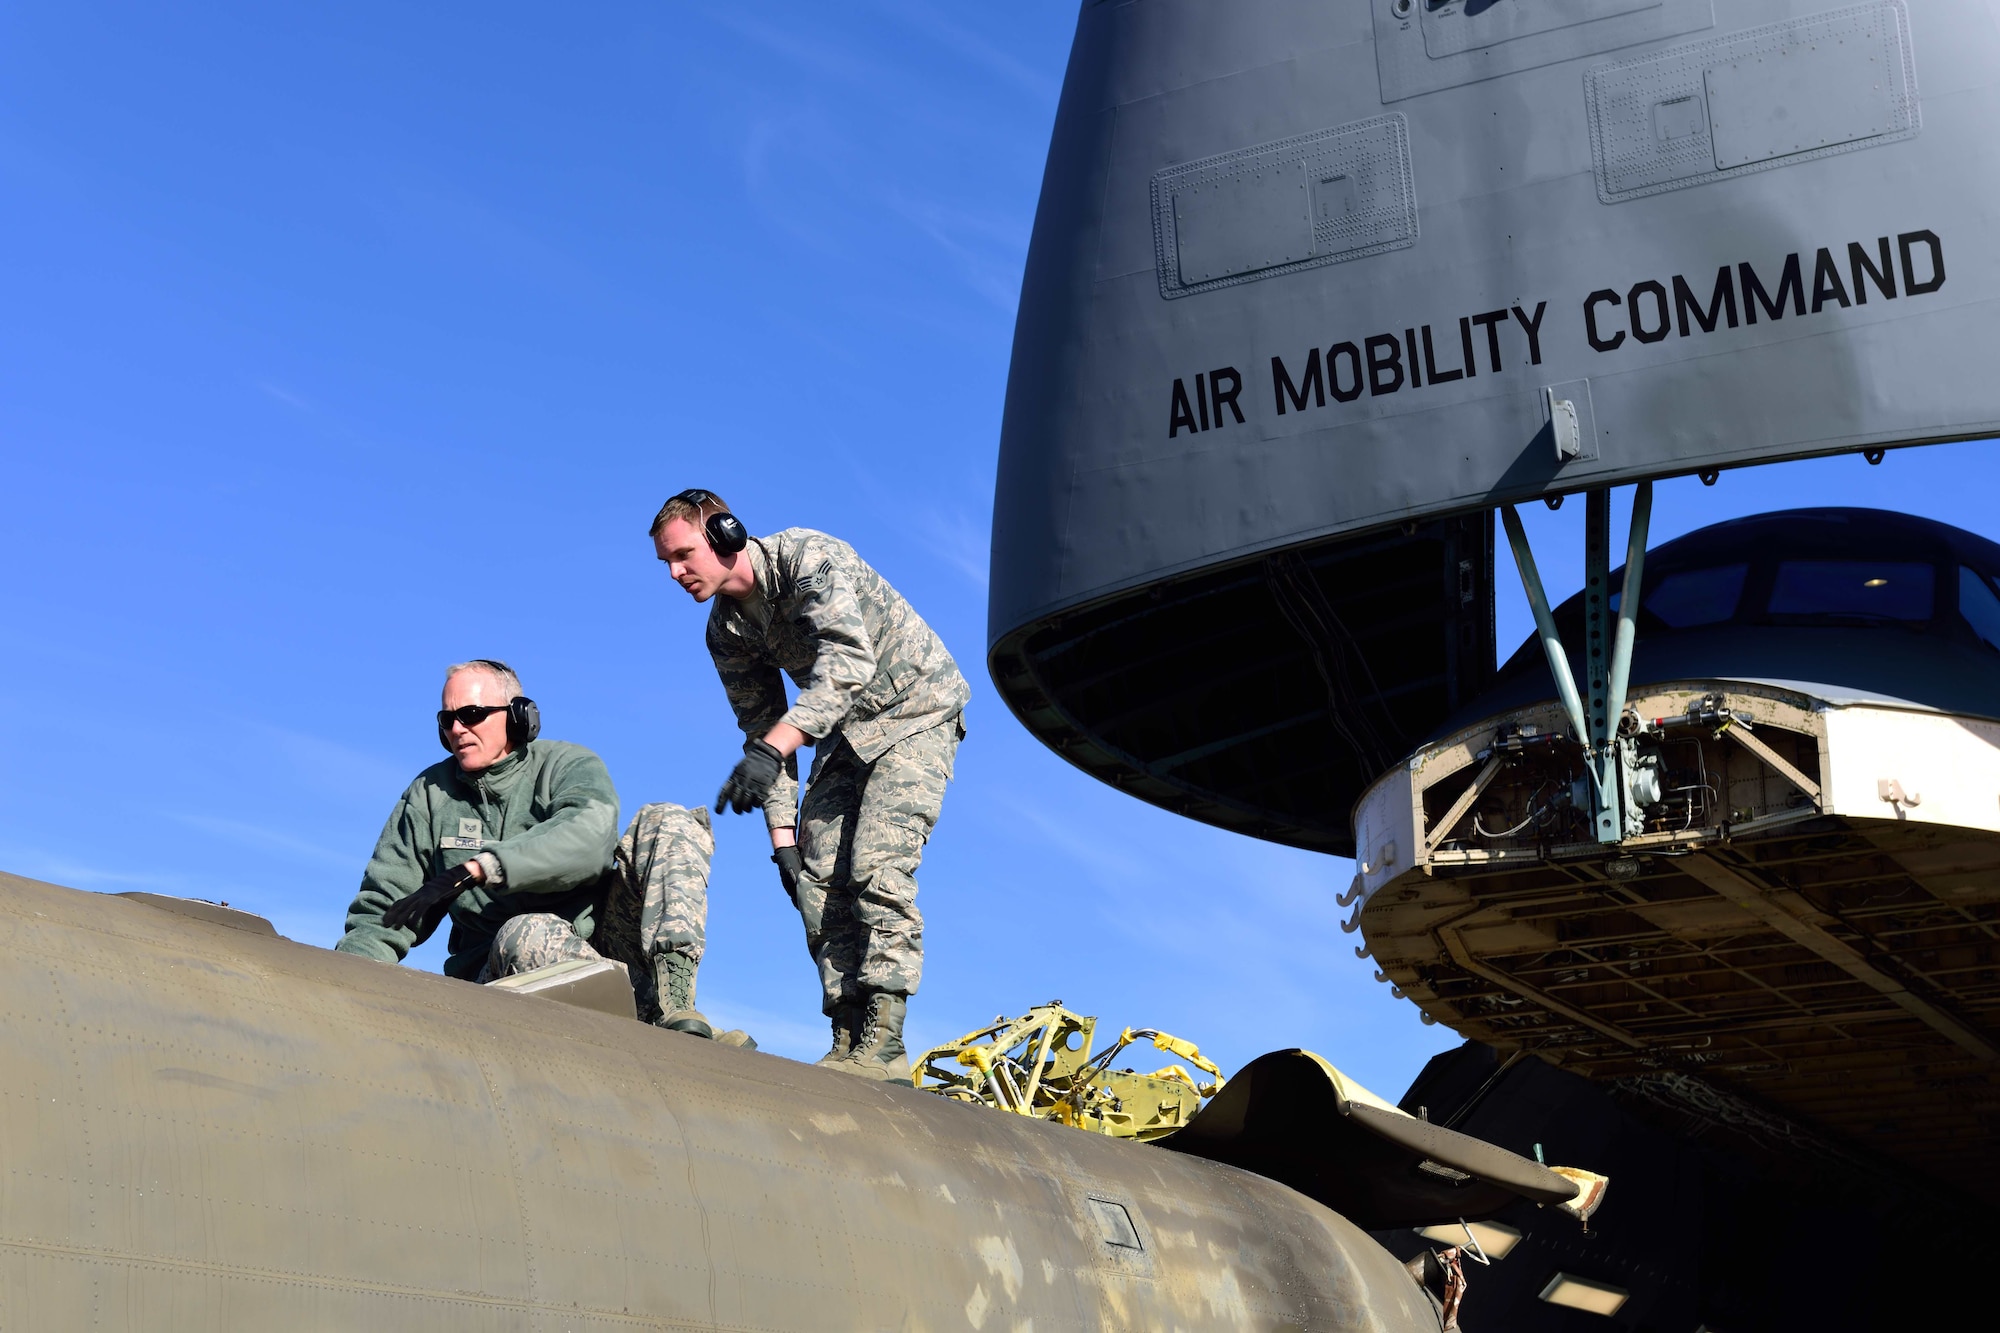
[438,704,510,730]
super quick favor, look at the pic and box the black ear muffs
[704,511,748,555]
[436,694,541,752]
[506,696,541,746]
[670,488,749,555]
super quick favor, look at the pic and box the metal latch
[1878,778,1922,810]
[1547,386,1581,462]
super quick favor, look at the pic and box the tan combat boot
[654,953,714,1040]
[815,1001,865,1067]
[835,992,909,1082]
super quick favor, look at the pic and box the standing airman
[652,490,968,1080]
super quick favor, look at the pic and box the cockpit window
[1768,561,1933,621]
[1643,564,1749,628]
[1959,566,2000,653]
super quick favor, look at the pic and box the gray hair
[444,659,522,698]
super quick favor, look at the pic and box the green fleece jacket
[335,739,619,979]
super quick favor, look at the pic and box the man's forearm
[339,884,417,962]
[761,721,810,757]
[759,723,809,849]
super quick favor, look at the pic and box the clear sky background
[4,3,1996,1099]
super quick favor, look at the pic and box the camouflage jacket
[335,740,620,979]
[706,528,969,828]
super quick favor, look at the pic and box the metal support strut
[1498,504,1590,748]
[1499,485,1652,845]
[1584,492,1616,842]
[1606,482,1652,739]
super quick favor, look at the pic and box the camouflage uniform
[337,740,622,980]
[337,736,714,1009]
[707,528,969,1014]
[796,718,961,1002]
[483,804,715,1021]
[481,911,602,980]
[593,803,716,1019]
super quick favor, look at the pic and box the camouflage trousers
[795,716,961,1014]
[481,803,714,1020]
[481,911,601,982]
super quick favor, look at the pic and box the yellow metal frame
[912,1001,1225,1141]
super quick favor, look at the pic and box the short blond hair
[649,489,730,539]
[445,659,522,699]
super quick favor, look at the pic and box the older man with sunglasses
[334,659,727,1039]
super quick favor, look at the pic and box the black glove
[717,738,785,815]
[382,863,478,934]
[771,844,804,906]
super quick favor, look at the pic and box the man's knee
[850,810,932,891]
[487,912,599,979]
[620,802,715,959]
[629,799,709,834]
[622,802,715,867]
[854,879,924,936]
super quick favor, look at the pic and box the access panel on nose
[1373,0,1714,101]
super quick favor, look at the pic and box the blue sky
[4,2,1995,1098]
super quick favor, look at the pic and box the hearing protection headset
[437,659,541,752]
[672,488,749,555]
